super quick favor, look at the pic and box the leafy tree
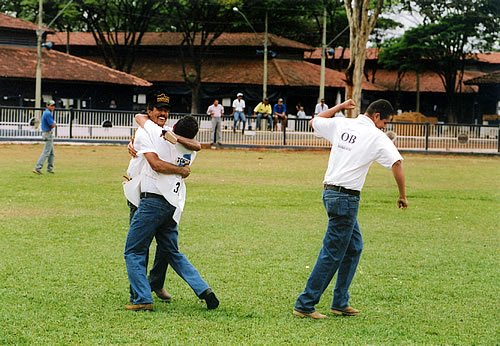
[75,0,161,73]
[158,0,238,114]
[380,0,499,122]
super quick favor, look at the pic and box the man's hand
[341,99,356,110]
[127,137,137,157]
[397,197,408,209]
[178,165,191,178]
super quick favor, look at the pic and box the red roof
[0,46,151,86]
[49,32,314,50]
[305,48,500,65]
[125,57,384,91]
[305,47,379,60]
[0,12,51,32]
[474,53,500,64]
[465,71,500,85]
[372,70,482,93]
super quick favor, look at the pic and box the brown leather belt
[324,184,360,196]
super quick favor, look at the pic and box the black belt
[324,184,360,196]
[140,192,165,200]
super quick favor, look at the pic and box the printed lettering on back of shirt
[338,131,357,151]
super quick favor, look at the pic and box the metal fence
[0,106,498,154]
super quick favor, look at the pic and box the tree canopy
[380,0,499,122]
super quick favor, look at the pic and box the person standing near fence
[33,100,56,175]
[207,99,224,146]
[293,99,408,319]
[232,93,246,134]
[314,98,328,116]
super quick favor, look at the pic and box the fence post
[69,108,74,139]
[283,121,287,146]
[497,125,500,153]
[425,122,430,151]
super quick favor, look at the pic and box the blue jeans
[233,111,246,130]
[124,197,210,304]
[255,113,273,130]
[34,131,54,172]
[294,190,362,313]
[127,201,168,301]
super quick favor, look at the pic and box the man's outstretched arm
[392,160,408,209]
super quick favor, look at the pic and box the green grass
[0,144,498,345]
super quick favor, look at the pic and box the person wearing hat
[124,90,218,312]
[232,93,246,134]
[33,100,56,174]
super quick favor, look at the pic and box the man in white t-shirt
[232,92,246,134]
[124,92,218,312]
[293,99,408,319]
[314,98,328,116]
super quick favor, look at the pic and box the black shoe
[200,288,219,310]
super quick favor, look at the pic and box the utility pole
[319,6,327,101]
[35,0,43,109]
[263,11,268,99]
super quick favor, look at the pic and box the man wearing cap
[253,98,273,131]
[293,99,408,319]
[314,98,328,116]
[124,91,218,312]
[33,100,56,174]
[232,93,246,134]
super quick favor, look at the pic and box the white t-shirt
[312,114,403,191]
[232,99,245,112]
[129,120,195,223]
[315,103,328,115]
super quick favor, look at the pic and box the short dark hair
[365,99,395,119]
[173,115,199,139]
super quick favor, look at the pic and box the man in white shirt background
[314,98,328,116]
[232,92,246,134]
[206,98,224,146]
[293,99,408,319]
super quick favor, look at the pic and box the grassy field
[0,143,498,345]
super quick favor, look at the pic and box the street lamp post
[319,22,350,104]
[319,6,327,101]
[35,0,74,109]
[233,7,268,99]
[35,0,43,109]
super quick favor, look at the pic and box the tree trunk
[344,0,383,117]
[191,84,200,114]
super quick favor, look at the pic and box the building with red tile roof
[0,13,151,109]
[304,47,499,122]
[47,31,387,115]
